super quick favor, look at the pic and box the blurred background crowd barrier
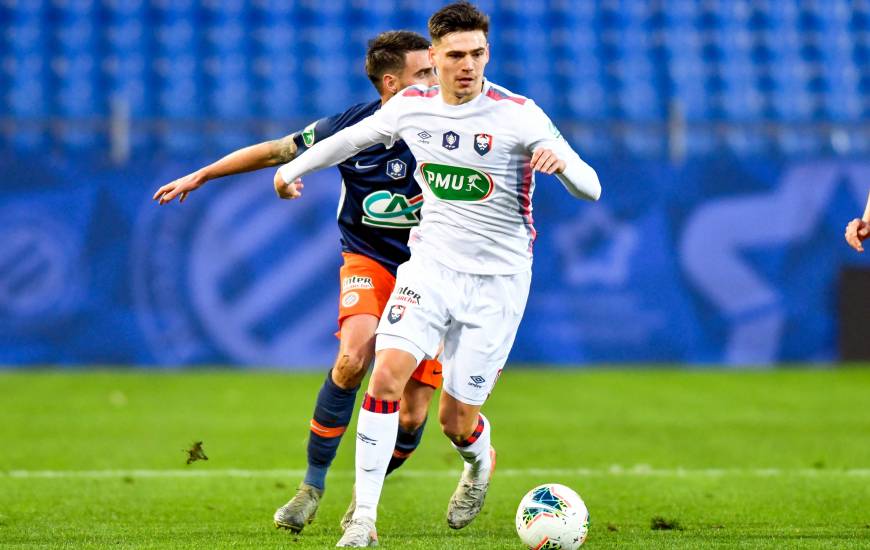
[1,0,869,366]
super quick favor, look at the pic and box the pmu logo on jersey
[387,304,406,324]
[361,190,422,228]
[442,131,460,150]
[386,159,407,180]
[474,133,493,156]
[419,163,495,202]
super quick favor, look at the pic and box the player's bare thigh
[332,313,379,389]
[439,390,481,443]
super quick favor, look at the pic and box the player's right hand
[274,172,304,200]
[845,218,870,252]
[153,172,206,205]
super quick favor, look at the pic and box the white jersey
[277,80,600,275]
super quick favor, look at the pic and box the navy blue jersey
[292,100,420,275]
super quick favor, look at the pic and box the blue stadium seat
[0,0,863,158]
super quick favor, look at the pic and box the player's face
[430,30,489,105]
[397,50,437,89]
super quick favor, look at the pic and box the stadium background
[2,0,870,367]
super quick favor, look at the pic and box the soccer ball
[515,483,590,549]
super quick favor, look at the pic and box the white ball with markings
[515,483,589,549]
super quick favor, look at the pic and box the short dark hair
[365,31,431,94]
[428,1,489,42]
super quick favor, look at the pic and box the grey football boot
[273,483,323,533]
[446,446,496,529]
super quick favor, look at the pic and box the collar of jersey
[438,79,491,110]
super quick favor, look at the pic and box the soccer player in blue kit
[153,31,441,534]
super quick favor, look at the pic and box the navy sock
[386,417,427,476]
[303,369,358,491]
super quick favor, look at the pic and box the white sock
[352,394,400,522]
[452,413,492,477]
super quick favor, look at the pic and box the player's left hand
[530,148,566,175]
[845,218,870,252]
[274,171,304,200]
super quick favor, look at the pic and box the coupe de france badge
[474,133,493,156]
[442,131,460,150]
[386,159,407,180]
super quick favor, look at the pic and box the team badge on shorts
[341,292,359,307]
[474,133,493,156]
[386,159,407,180]
[387,304,406,324]
[442,131,459,150]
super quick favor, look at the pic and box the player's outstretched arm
[275,120,390,189]
[153,135,298,204]
[844,190,870,252]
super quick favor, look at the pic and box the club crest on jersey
[387,304,406,324]
[442,131,460,150]
[474,133,493,156]
[301,122,317,147]
[386,159,407,180]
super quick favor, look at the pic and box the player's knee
[332,352,370,389]
[439,417,472,443]
[367,366,404,401]
[399,406,427,433]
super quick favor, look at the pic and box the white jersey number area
[419,163,494,202]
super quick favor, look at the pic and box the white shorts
[376,254,531,405]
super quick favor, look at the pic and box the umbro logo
[357,433,378,445]
[417,130,432,143]
[468,375,486,388]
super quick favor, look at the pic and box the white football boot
[335,516,378,547]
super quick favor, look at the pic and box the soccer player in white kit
[274,2,601,546]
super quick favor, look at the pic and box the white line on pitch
[3,466,869,479]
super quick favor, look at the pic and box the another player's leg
[389,374,435,474]
[274,314,377,533]
[441,392,495,529]
[337,344,420,547]
[340,371,437,531]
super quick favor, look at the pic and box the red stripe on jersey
[485,87,527,105]
[519,162,537,253]
[403,87,439,98]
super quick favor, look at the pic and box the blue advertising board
[1,155,868,367]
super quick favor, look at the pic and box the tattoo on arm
[273,135,298,163]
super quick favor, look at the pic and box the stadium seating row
[0,0,867,157]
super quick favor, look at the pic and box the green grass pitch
[1,367,869,548]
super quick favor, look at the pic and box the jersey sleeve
[521,100,601,201]
[291,110,349,153]
[276,105,401,184]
